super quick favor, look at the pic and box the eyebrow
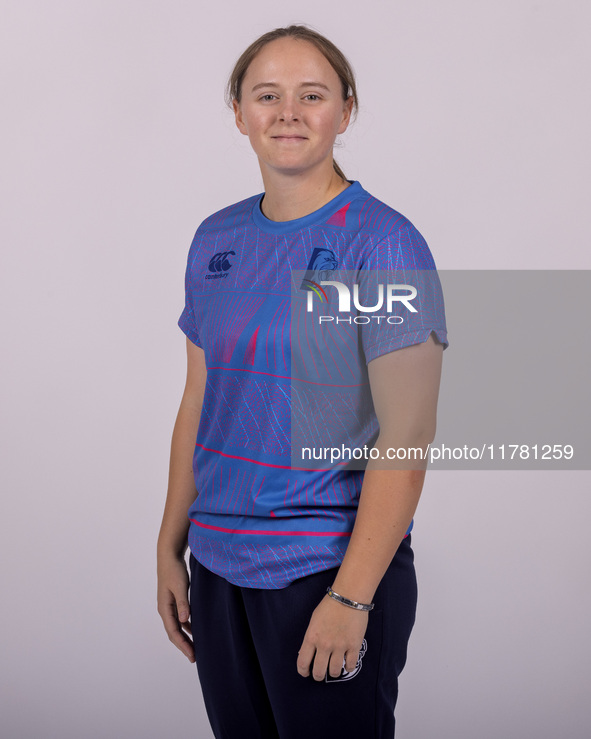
[250,81,331,93]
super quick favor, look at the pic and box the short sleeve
[178,306,202,347]
[177,236,203,348]
[359,223,448,364]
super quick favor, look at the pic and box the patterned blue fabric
[179,181,448,588]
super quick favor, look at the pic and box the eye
[304,94,321,101]
[259,94,277,102]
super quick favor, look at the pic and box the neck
[258,163,350,222]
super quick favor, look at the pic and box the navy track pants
[189,535,418,739]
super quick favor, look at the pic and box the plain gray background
[1,1,590,737]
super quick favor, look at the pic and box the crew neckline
[251,180,364,234]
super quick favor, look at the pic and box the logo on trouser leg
[325,639,367,682]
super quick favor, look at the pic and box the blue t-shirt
[178,181,448,588]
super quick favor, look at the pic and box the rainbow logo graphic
[302,279,328,302]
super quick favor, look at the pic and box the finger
[176,597,192,636]
[171,627,195,663]
[311,649,330,682]
[175,596,190,624]
[328,651,345,679]
[180,619,193,637]
[160,601,195,662]
[344,649,359,673]
[296,641,315,677]
[159,598,182,637]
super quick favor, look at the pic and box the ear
[337,96,355,135]
[232,99,248,136]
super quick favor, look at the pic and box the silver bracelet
[326,586,374,612]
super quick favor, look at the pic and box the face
[233,37,354,178]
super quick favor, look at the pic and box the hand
[157,553,195,663]
[296,594,369,680]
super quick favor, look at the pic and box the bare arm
[157,337,207,662]
[157,337,206,557]
[329,332,443,603]
[297,333,443,680]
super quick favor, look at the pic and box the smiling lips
[272,135,307,141]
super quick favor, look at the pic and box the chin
[268,156,326,174]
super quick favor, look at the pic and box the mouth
[271,135,307,140]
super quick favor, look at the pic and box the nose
[278,96,300,122]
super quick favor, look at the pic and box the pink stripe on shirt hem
[190,518,352,537]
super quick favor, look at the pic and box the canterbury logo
[208,251,235,273]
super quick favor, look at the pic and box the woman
[157,24,447,738]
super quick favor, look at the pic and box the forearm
[330,436,429,604]
[157,400,200,559]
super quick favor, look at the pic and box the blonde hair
[226,25,358,180]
